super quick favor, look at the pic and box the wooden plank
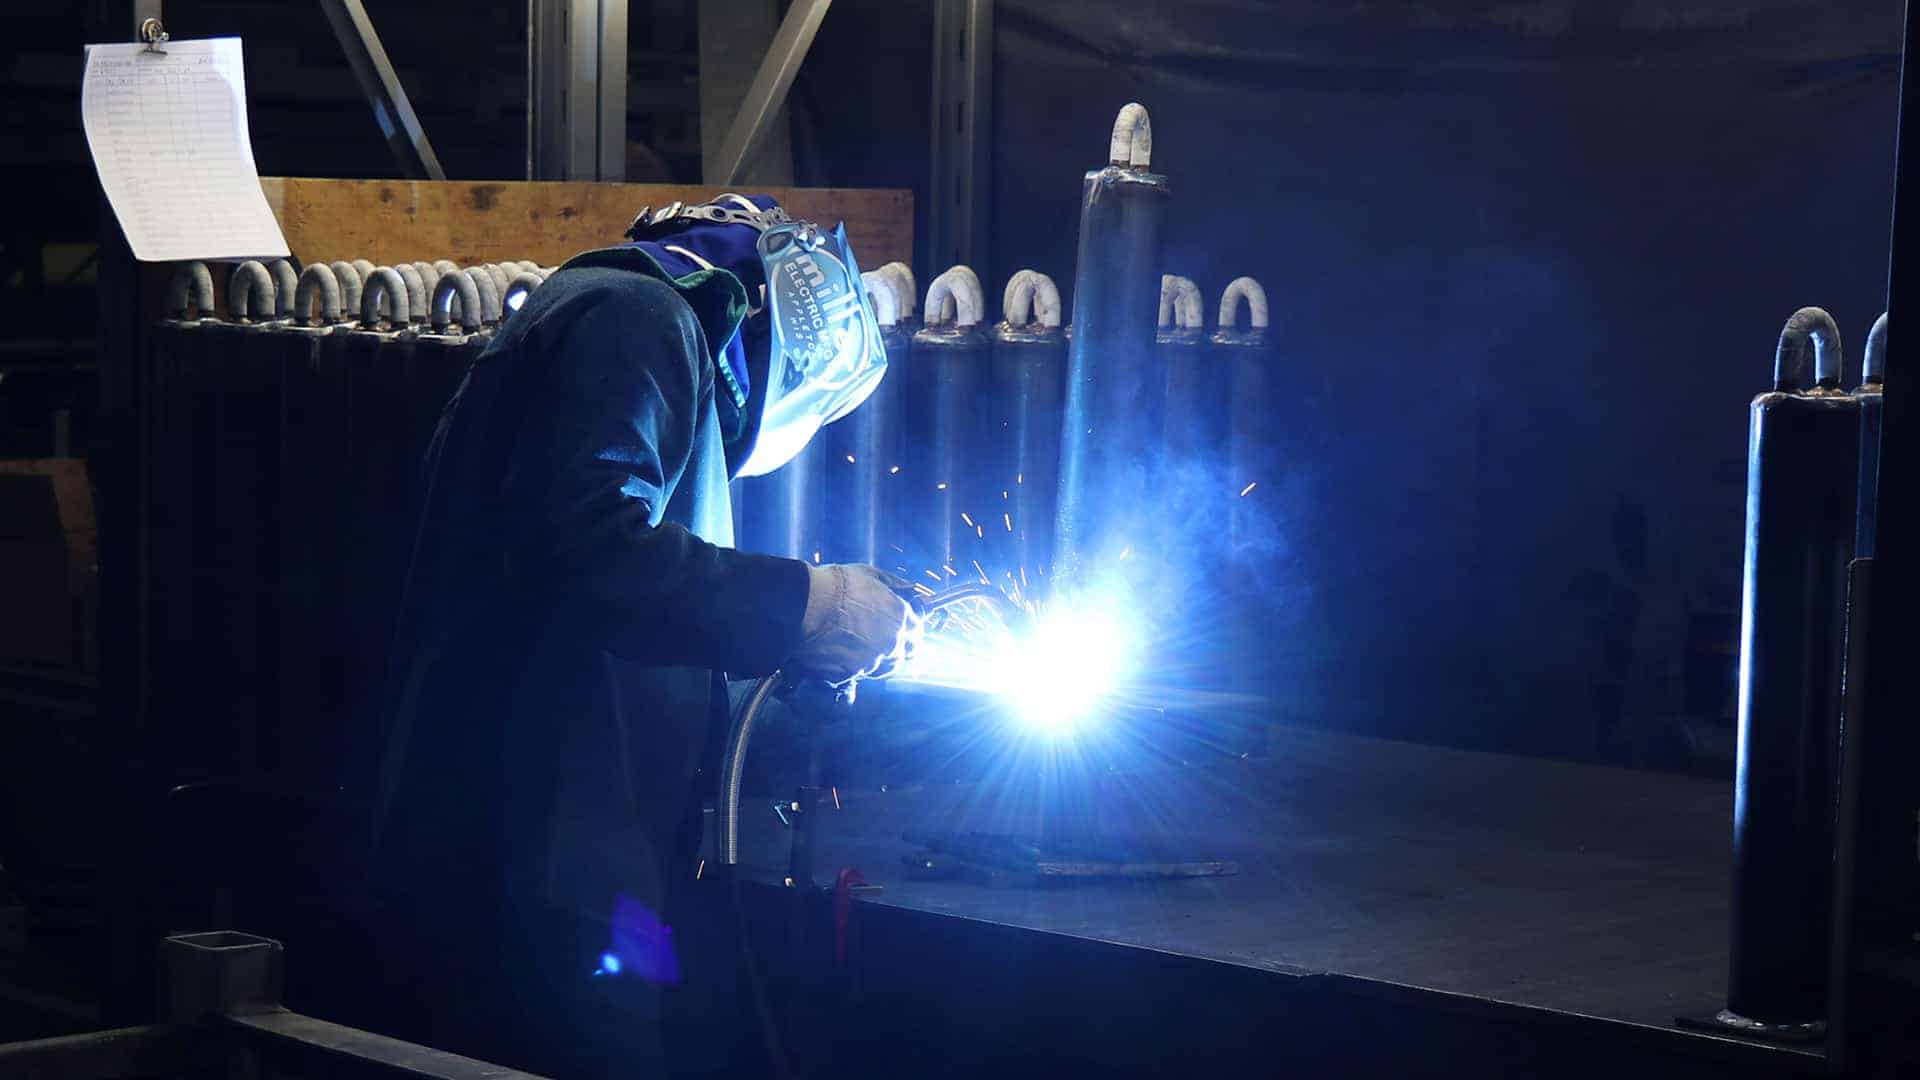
[257,178,912,274]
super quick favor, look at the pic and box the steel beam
[707,0,832,186]
[528,0,629,181]
[928,0,993,279]
[317,0,446,180]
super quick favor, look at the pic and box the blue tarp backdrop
[793,1,1903,764]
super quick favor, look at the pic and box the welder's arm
[501,276,808,676]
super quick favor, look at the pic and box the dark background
[1,0,1902,769]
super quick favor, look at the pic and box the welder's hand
[791,563,923,688]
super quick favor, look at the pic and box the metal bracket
[709,0,834,186]
[317,0,446,181]
[528,0,629,180]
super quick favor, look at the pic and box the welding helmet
[625,195,888,478]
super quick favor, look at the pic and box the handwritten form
[82,38,289,262]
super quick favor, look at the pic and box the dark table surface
[739,723,1737,1034]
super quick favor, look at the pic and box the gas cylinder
[909,266,989,572]
[1855,312,1886,559]
[816,271,907,567]
[1054,103,1169,581]
[989,270,1068,586]
[1213,277,1273,565]
[1726,306,1861,1029]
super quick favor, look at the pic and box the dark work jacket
[371,250,808,1073]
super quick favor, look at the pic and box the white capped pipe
[925,265,984,327]
[1006,270,1063,329]
[1109,103,1153,169]
[1176,277,1203,330]
[1218,276,1269,331]
[1159,274,1179,328]
[862,269,900,326]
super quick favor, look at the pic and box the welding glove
[790,563,923,689]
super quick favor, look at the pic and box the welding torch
[717,581,1013,867]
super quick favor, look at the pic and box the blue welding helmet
[625,195,887,478]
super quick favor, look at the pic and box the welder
[367,194,914,1076]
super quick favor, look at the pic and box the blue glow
[896,585,1141,738]
[600,951,621,975]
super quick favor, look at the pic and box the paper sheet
[81,37,289,263]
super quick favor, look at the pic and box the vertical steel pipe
[1727,306,1861,1028]
[1213,277,1273,563]
[1054,103,1169,581]
[909,266,989,570]
[989,270,1067,582]
[1855,312,1886,559]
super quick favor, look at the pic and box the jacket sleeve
[497,268,808,676]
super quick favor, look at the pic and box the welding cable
[293,263,344,326]
[227,260,275,323]
[1218,276,1269,332]
[165,262,216,319]
[266,259,300,318]
[1775,306,1843,392]
[1864,312,1887,386]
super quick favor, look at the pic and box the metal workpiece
[864,269,901,327]
[1160,276,1219,465]
[165,261,217,319]
[431,270,487,334]
[989,270,1069,578]
[394,262,427,324]
[1055,103,1170,580]
[291,262,346,326]
[912,266,991,565]
[328,261,366,316]
[226,260,278,323]
[479,262,513,298]
[1726,307,1863,1028]
[358,267,411,329]
[1856,313,1887,558]
[432,258,459,279]
[411,260,439,296]
[817,272,905,565]
[350,258,377,290]
[266,258,300,317]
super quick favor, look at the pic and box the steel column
[528,0,629,181]
[708,0,834,186]
[928,0,993,279]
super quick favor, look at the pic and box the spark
[813,551,821,563]
[1003,513,1013,532]
[961,512,976,528]
[1016,473,1023,484]
[944,564,958,577]
[1020,566,1028,589]
[889,544,905,553]
[696,859,705,880]
[1239,481,1258,497]
[1002,490,1009,500]
[976,524,984,538]
[972,559,989,584]
[890,465,901,474]
[936,482,948,491]
[1119,545,1132,561]
[831,786,841,810]
[924,570,943,584]
[846,453,857,464]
